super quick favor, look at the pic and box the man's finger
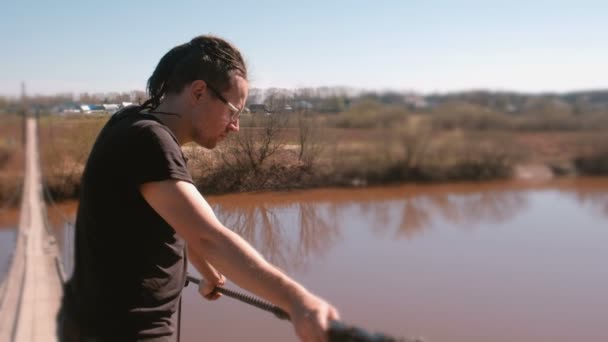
[329,307,340,321]
[205,292,222,301]
[201,284,215,296]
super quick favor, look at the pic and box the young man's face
[191,75,248,149]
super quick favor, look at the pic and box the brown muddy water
[16,178,608,341]
[0,206,19,283]
[0,229,17,282]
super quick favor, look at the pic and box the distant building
[80,104,106,114]
[294,100,313,111]
[248,104,271,114]
[403,95,428,109]
[505,104,519,113]
[102,104,120,113]
[61,107,81,115]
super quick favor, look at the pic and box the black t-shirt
[62,106,193,340]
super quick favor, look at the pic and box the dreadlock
[140,35,247,110]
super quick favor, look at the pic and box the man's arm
[140,180,339,342]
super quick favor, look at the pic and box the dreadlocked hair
[140,35,247,110]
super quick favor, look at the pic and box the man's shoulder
[110,106,161,129]
[131,117,179,149]
[109,107,174,141]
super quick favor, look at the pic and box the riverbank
[41,130,597,201]
[1,114,606,202]
[34,114,521,199]
[0,115,24,205]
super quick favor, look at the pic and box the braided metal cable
[186,275,290,320]
[184,275,423,342]
[216,284,291,320]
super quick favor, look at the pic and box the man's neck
[148,100,190,145]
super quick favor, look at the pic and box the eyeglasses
[206,83,242,122]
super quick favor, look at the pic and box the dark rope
[176,296,182,342]
[41,179,73,225]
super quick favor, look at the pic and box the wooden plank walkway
[0,117,63,342]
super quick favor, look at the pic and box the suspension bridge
[0,117,63,342]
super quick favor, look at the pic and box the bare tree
[399,124,433,171]
[222,113,288,173]
[296,110,324,169]
[264,88,292,113]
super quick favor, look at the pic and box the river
[6,178,608,341]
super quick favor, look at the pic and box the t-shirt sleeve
[130,123,193,185]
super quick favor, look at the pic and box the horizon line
[2,85,608,99]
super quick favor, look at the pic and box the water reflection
[0,202,20,282]
[0,229,17,282]
[40,179,608,275]
[215,202,341,271]
[560,178,608,219]
[210,182,529,271]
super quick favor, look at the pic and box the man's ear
[190,80,207,102]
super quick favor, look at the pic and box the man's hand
[290,292,340,342]
[187,244,226,301]
[197,275,226,301]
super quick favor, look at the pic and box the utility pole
[21,82,28,146]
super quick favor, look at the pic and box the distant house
[248,104,271,114]
[505,104,519,113]
[102,104,120,113]
[51,104,80,115]
[80,104,106,114]
[79,105,91,113]
[404,95,429,109]
[294,100,313,111]
[60,107,81,115]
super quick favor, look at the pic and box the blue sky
[1,0,607,96]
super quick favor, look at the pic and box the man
[58,35,339,342]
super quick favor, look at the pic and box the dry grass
[30,110,603,199]
[38,115,107,200]
[572,135,608,175]
[0,115,24,205]
[319,127,518,187]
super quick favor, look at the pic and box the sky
[1,0,607,96]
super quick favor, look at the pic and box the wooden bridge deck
[0,118,63,342]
